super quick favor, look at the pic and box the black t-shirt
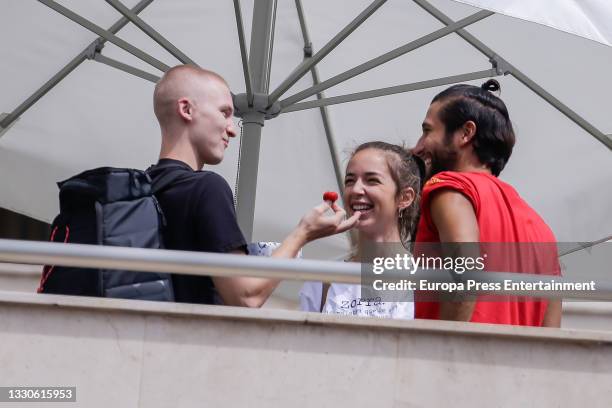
[148,159,247,304]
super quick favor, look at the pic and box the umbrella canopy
[455,0,612,47]
[1,0,611,260]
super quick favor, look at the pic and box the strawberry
[323,191,339,203]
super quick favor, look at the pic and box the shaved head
[154,65,236,169]
[153,65,229,127]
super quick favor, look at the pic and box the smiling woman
[299,141,422,318]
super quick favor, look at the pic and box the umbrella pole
[235,0,278,241]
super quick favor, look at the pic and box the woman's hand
[273,202,360,260]
[295,202,361,244]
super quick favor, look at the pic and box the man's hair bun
[481,78,501,93]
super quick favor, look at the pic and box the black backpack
[38,166,185,301]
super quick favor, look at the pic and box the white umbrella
[1,0,611,262]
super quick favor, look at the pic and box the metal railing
[0,238,610,301]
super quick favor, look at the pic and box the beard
[424,135,459,180]
[429,150,458,177]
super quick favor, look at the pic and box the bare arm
[430,190,479,322]
[213,202,361,308]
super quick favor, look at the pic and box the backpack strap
[147,165,190,195]
[37,224,71,293]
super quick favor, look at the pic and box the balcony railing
[1,238,611,406]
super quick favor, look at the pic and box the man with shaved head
[148,65,359,307]
[153,66,234,169]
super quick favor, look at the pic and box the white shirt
[300,281,413,319]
